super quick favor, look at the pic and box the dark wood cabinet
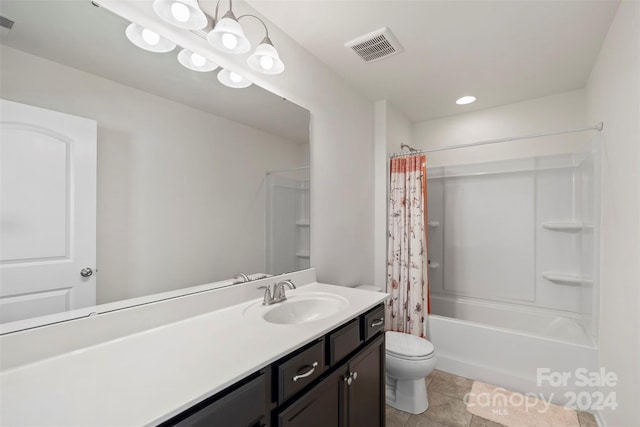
[161,304,385,427]
[160,372,269,427]
[343,335,385,427]
[280,334,384,427]
[276,339,325,403]
[327,318,362,365]
[277,369,342,427]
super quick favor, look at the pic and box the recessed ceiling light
[456,96,476,105]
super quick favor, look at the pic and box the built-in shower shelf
[428,220,440,228]
[296,220,310,226]
[296,251,310,258]
[542,222,593,232]
[542,272,593,286]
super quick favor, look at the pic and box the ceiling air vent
[0,16,15,38]
[0,16,15,30]
[345,27,403,63]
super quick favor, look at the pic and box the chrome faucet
[232,273,250,284]
[258,280,296,305]
[273,279,296,302]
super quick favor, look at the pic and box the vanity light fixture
[244,15,284,75]
[177,48,219,72]
[152,0,285,75]
[152,0,208,30]
[207,9,251,54]
[247,40,284,74]
[125,23,176,53]
[456,95,477,105]
[126,0,284,89]
[217,68,252,88]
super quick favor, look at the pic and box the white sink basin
[244,292,349,325]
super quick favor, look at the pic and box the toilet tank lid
[386,331,435,357]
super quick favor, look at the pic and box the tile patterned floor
[385,370,599,427]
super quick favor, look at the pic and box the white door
[0,99,97,325]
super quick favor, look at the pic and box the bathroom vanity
[162,303,386,427]
[0,272,388,426]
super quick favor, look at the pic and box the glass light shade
[177,49,219,72]
[125,23,176,53]
[247,42,284,75]
[217,69,252,88]
[207,13,251,54]
[152,0,208,30]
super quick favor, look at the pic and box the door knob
[80,268,94,278]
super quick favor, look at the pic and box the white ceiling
[0,0,310,144]
[248,0,619,122]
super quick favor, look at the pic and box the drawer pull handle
[292,362,318,382]
[370,318,384,327]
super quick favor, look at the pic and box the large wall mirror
[0,0,310,332]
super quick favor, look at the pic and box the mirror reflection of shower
[266,166,310,275]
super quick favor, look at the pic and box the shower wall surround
[427,144,600,345]
[266,168,311,275]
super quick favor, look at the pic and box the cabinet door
[277,369,341,427]
[345,336,384,427]
[163,373,267,427]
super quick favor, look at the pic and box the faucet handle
[257,285,273,305]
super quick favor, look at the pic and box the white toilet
[385,331,437,414]
[354,285,437,414]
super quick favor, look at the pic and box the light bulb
[259,56,274,70]
[222,33,238,50]
[191,53,206,67]
[141,28,160,46]
[229,72,243,83]
[456,96,476,105]
[170,2,190,22]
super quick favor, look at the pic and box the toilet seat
[386,331,435,360]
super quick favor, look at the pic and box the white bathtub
[430,293,594,346]
[427,294,598,406]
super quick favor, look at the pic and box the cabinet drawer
[327,318,361,365]
[277,340,324,403]
[167,373,266,427]
[362,305,385,341]
[277,369,341,427]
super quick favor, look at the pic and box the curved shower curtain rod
[391,122,604,158]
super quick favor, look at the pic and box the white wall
[0,46,307,304]
[373,101,414,288]
[99,0,376,288]
[585,2,640,425]
[413,90,590,167]
[386,102,414,154]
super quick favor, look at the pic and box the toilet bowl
[352,285,437,414]
[385,331,437,414]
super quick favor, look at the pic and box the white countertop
[0,283,387,426]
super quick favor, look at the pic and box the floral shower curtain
[385,154,429,337]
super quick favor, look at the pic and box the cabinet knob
[344,371,357,386]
